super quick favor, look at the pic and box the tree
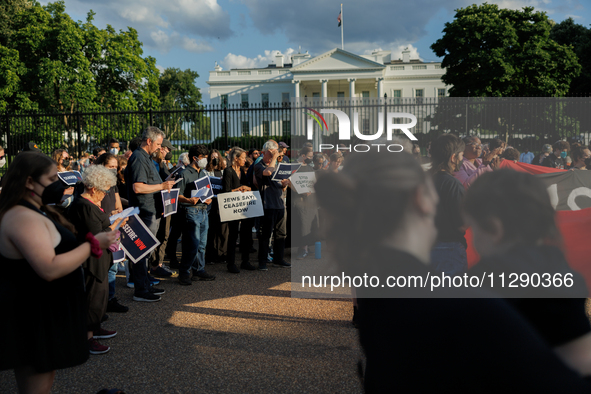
[0,0,32,47]
[550,18,591,95]
[431,4,581,97]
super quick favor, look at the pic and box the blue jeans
[108,262,117,300]
[430,242,467,277]
[180,206,209,276]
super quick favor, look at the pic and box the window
[412,65,427,70]
[312,92,320,98]
[390,65,404,71]
[220,94,228,109]
[438,88,446,98]
[362,91,370,98]
[217,71,230,76]
[241,94,249,108]
[262,120,270,137]
[282,120,291,136]
[282,92,290,107]
[337,92,345,98]
[391,90,402,104]
[258,70,272,75]
[237,71,251,76]
[241,121,250,136]
[262,93,269,108]
[415,89,424,97]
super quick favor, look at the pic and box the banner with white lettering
[58,171,83,186]
[193,177,214,202]
[290,171,316,194]
[271,163,301,181]
[210,176,223,196]
[119,214,160,263]
[218,191,264,222]
[161,188,180,217]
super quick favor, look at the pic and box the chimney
[275,52,284,68]
[402,47,410,63]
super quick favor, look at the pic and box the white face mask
[109,148,119,155]
[198,158,208,169]
[0,158,5,168]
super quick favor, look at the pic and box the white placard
[218,191,264,222]
[290,171,316,194]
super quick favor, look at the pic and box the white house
[206,47,448,139]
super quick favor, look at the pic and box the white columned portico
[376,77,384,99]
[293,80,300,98]
[320,79,328,98]
[348,78,356,98]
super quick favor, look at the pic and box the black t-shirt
[254,161,284,210]
[542,153,566,169]
[125,148,163,216]
[432,171,466,247]
[100,184,119,215]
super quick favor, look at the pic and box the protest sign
[57,171,83,186]
[194,177,214,202]
[290,171,316,194]
[119,214,160,263]
[161,188,180,217]
[218,191,264,222]
[210,176,223,196]
[271,163,301,181]
[109,207,140,230]
[168,165,185,180]
[113,249,125,264]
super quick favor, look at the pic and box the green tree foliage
[550,18,591,95]
[0,0,32,47]
[431,4,581,97]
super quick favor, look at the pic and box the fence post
[4,112,10,164]
[223,104,228,149]
[76,110,82,159]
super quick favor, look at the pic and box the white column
[321,79,328,98]
[293,80,300,98]
[348,78,356,98]
[376,77,384,99]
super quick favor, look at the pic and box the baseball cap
[162,139,174,151]
[542,144,552,153]
[279,142,289,148]
[24,141,42,152]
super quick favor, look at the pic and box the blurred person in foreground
[315,150,591,393]
[0,152,117,393]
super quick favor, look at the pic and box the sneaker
[93,327,117,339]
[240,262,256,271]
[227,264,240,274]
[149,287,165,295]
[107,297,129,313]
[193,270,216,281]
[88,338,110,355]
[148,275,160,286]
[150,265,173,278]
[274,260,291,268]
[126,282,134,289]
[258,263,269,271]
[267,253,273,262]
[133,293,161,302]
[178,274,192,286]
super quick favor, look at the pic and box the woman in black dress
[0,152,117,394]
[222,147,252,273]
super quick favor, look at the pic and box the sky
[38,0,590,103]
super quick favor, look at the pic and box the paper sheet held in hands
[109,207,140,229]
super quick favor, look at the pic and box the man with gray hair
[125,126,175,302]
[254,140,291,270]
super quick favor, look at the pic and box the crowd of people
[2,128,591,393]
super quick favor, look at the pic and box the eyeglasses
[467,143,482,148]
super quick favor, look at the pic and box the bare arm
[133,180,175,194]
[262,151,280,176]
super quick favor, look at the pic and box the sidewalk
[0,248,362,393]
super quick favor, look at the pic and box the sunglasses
[467,143,482,148]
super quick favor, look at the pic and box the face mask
[198,158,208,169]
[109,168,117,176]
[34,180,66,205]
[0,158,5,168]
[560,151,567,159]
[304,158,313,165]
[109,148,119,155]
[165,152,172,161]
[62,159,70,168]
[211,158,219,167]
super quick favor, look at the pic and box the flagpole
[341,4,344,50]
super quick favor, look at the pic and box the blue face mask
[560,151,567,159]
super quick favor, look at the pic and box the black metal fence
[2,97,591,167]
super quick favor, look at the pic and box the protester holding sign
[0,152,118,393]
[203,149,229,265]
[429,134,468,276]
[125,126,174,302]
[254,140,290,270]
[67,165,127,355]
[221,146,255,273]
[177,145,215,285]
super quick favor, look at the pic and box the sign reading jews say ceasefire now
[218,191,264,222]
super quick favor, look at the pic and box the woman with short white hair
[67,165,126,355]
